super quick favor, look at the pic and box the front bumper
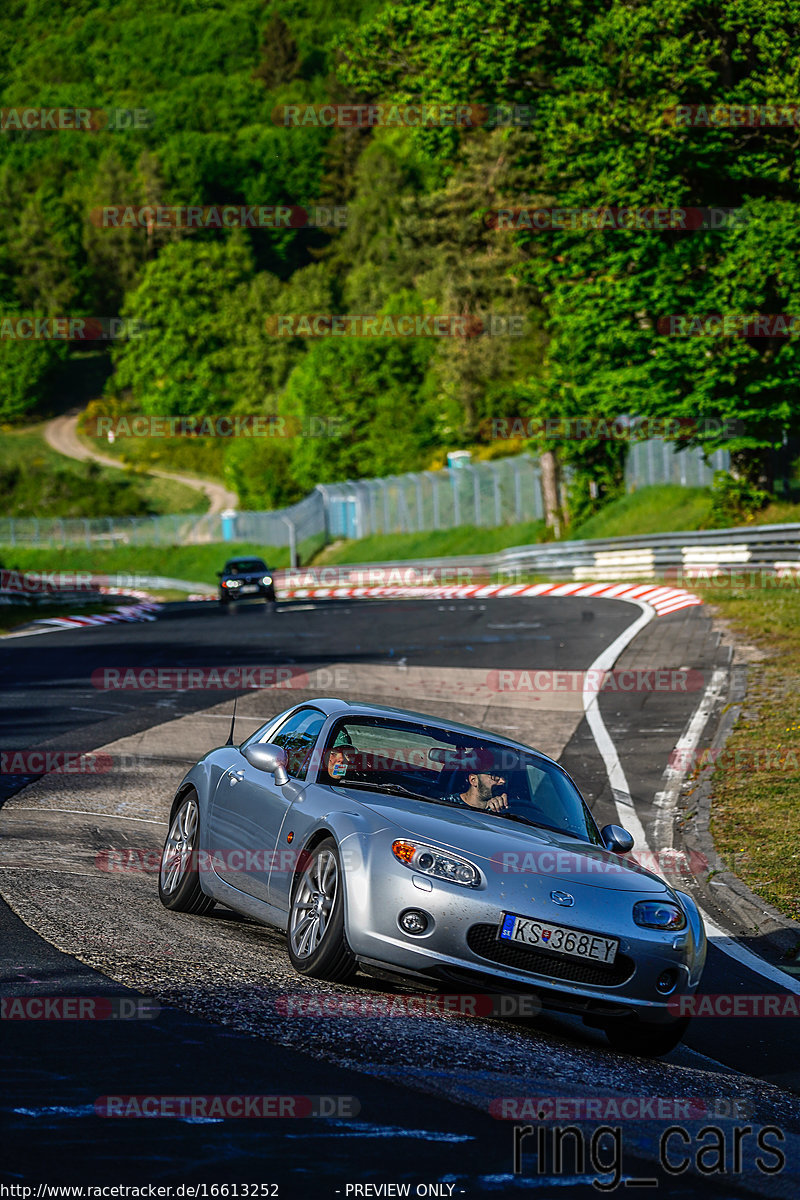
[220,584,276,602]
[341,832,705,1025]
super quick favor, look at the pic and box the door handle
[229,769,245,786]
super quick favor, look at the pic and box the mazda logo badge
[550,890,574,907]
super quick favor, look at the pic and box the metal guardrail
[277,523,800,586]
[499,523,800,580]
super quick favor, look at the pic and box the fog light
[399,909,429,935]
[656,969,679,995]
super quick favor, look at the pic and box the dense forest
[2,0,800,525]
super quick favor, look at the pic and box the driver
[440,748,508,814]
[322,729,355,782]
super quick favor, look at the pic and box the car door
[207,707,327,902]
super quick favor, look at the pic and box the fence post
[472,465,481,525]
[492,462,502,525]
[381,480,390,533]
[282,516,298,568]
[415,476,424,532]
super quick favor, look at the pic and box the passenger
[440,748,508,814]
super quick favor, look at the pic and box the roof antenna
[225,695,238,747]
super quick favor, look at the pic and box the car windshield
[225,558,267,573]
[320,716,601,844]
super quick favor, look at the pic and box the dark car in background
[217,557,276,607]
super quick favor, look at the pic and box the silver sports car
[158,698,706,1055]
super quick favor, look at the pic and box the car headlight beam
[392,840,480,888]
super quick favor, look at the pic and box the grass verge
[313,521,549,565]
[0,423,206,517]
[0,543,290,588]
[687,584,800,925]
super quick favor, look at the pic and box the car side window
[268,708,326,780]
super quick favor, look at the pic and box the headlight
[262,575,272,585]
[392,840,480,888]
[223,579,241,588]
[633,900,686,930]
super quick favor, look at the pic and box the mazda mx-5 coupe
[158,698,706,1055]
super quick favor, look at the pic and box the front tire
[287,840,356,981]
[603,1016,690,1057]
[158,792,215,914]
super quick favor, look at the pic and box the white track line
[701,911,800,993]
[582,599,655,857]
[589,605,800,994]
[6,807,168,824]
[653,667,728,852]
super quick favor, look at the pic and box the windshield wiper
[503,812,584,839]
[335,780,431,802]
[500,812,540,828]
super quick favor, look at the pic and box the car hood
[345,790,667,894]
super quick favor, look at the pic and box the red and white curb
[27,599,161,632]
[274,581,701,618]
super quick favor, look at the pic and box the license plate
[241,585,258,594]
[499,913,618,964]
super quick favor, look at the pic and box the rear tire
[603,1016,690,1057]
[287,839,356,981]
[158,792,215,915]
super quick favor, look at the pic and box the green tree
[113,235,254,415]
[252,13,300,90]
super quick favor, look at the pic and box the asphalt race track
[2,594,799,1198]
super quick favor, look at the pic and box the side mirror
[600,824,634,854]
[216,571,223,577]
[244,742,289,785]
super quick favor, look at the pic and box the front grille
[466,924,635,987]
